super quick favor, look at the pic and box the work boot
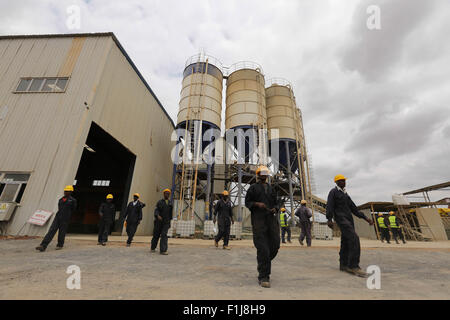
[214,240,218,248]
[55,246,63,250]
[160,251,168,255]
[223,246,231,250]
[347,267,369,278]
[258,278,270,288]
[35,245,46,252]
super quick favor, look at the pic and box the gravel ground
[0,237,449,300]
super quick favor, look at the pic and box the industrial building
[0,33,175,237]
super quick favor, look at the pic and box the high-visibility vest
[389,215,399,228]
[280,212,289,227]
[377,217,387,228]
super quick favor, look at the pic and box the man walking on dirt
[151,189,173,255]
[326,175,374,277]
[279,207,291,244]
[123,193,145,247]
[388,211,406,244]
[213,190,234,250]
[36,185,77,252]
[295,200,312,246]
[245,165,280,288]
[97,194,116,246]
[377,213,391,244]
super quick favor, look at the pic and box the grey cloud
[345,105,448,165]
[443,125,450,140]
[340,0,439,82]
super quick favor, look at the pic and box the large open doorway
[68,122,136,234]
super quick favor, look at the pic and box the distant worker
[97,194,116,246]
[151,189,173,255]
[279,208,291,244]
[213,190,234,250]
[36,185,77,252]
[245,165,280,288]
[377,213,390,244]
[388,211,406,244]
[295,200,312,247]
[326,175,374,277]
[122,193,146,247]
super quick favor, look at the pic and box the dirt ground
[1,235,449,300]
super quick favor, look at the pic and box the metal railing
[223,61,264,76]
[266,77,292,88]
[184,53,223,70]
[184,53,265,78]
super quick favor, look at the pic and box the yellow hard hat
[281,208,286,212]
[64,185,74,192]
[389,211,395,215]
[256,165,270,176]
[301,200,307,204]
[106,194,113,199]
[133,193,140,198]
[334,174,347,182]
[163,188,171,194]
[378,213,383,216]
[222,190,229,196]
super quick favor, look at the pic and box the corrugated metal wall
[90,39,174,236]
[0,35,174,236]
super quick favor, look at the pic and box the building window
[0,173,30,203]
[16,79,32,91]
[15,77,69,93]
[92,180,110,187]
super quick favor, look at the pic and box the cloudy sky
[1,0,449,204]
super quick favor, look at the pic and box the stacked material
[312,222,333,240]
[203,220,217,239]
[175,220,195,238]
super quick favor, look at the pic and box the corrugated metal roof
[0,32,174,128]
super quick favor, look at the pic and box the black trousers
[281,227,291,242]
[126,221,139,244]
[391,228,405,242]
[379,228,390,242]
[337,220,361,269]
[299,221,312,246]
[40,215,69,248]
[98,219,111,243]
[151,220,170,252]
[215,221,231,246]
[251,213,280,281]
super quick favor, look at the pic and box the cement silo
[225,62,267,164]
[265,78,300,173]
[265,78,310,207]
[172,54,224,231]
[177,55,223,149]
